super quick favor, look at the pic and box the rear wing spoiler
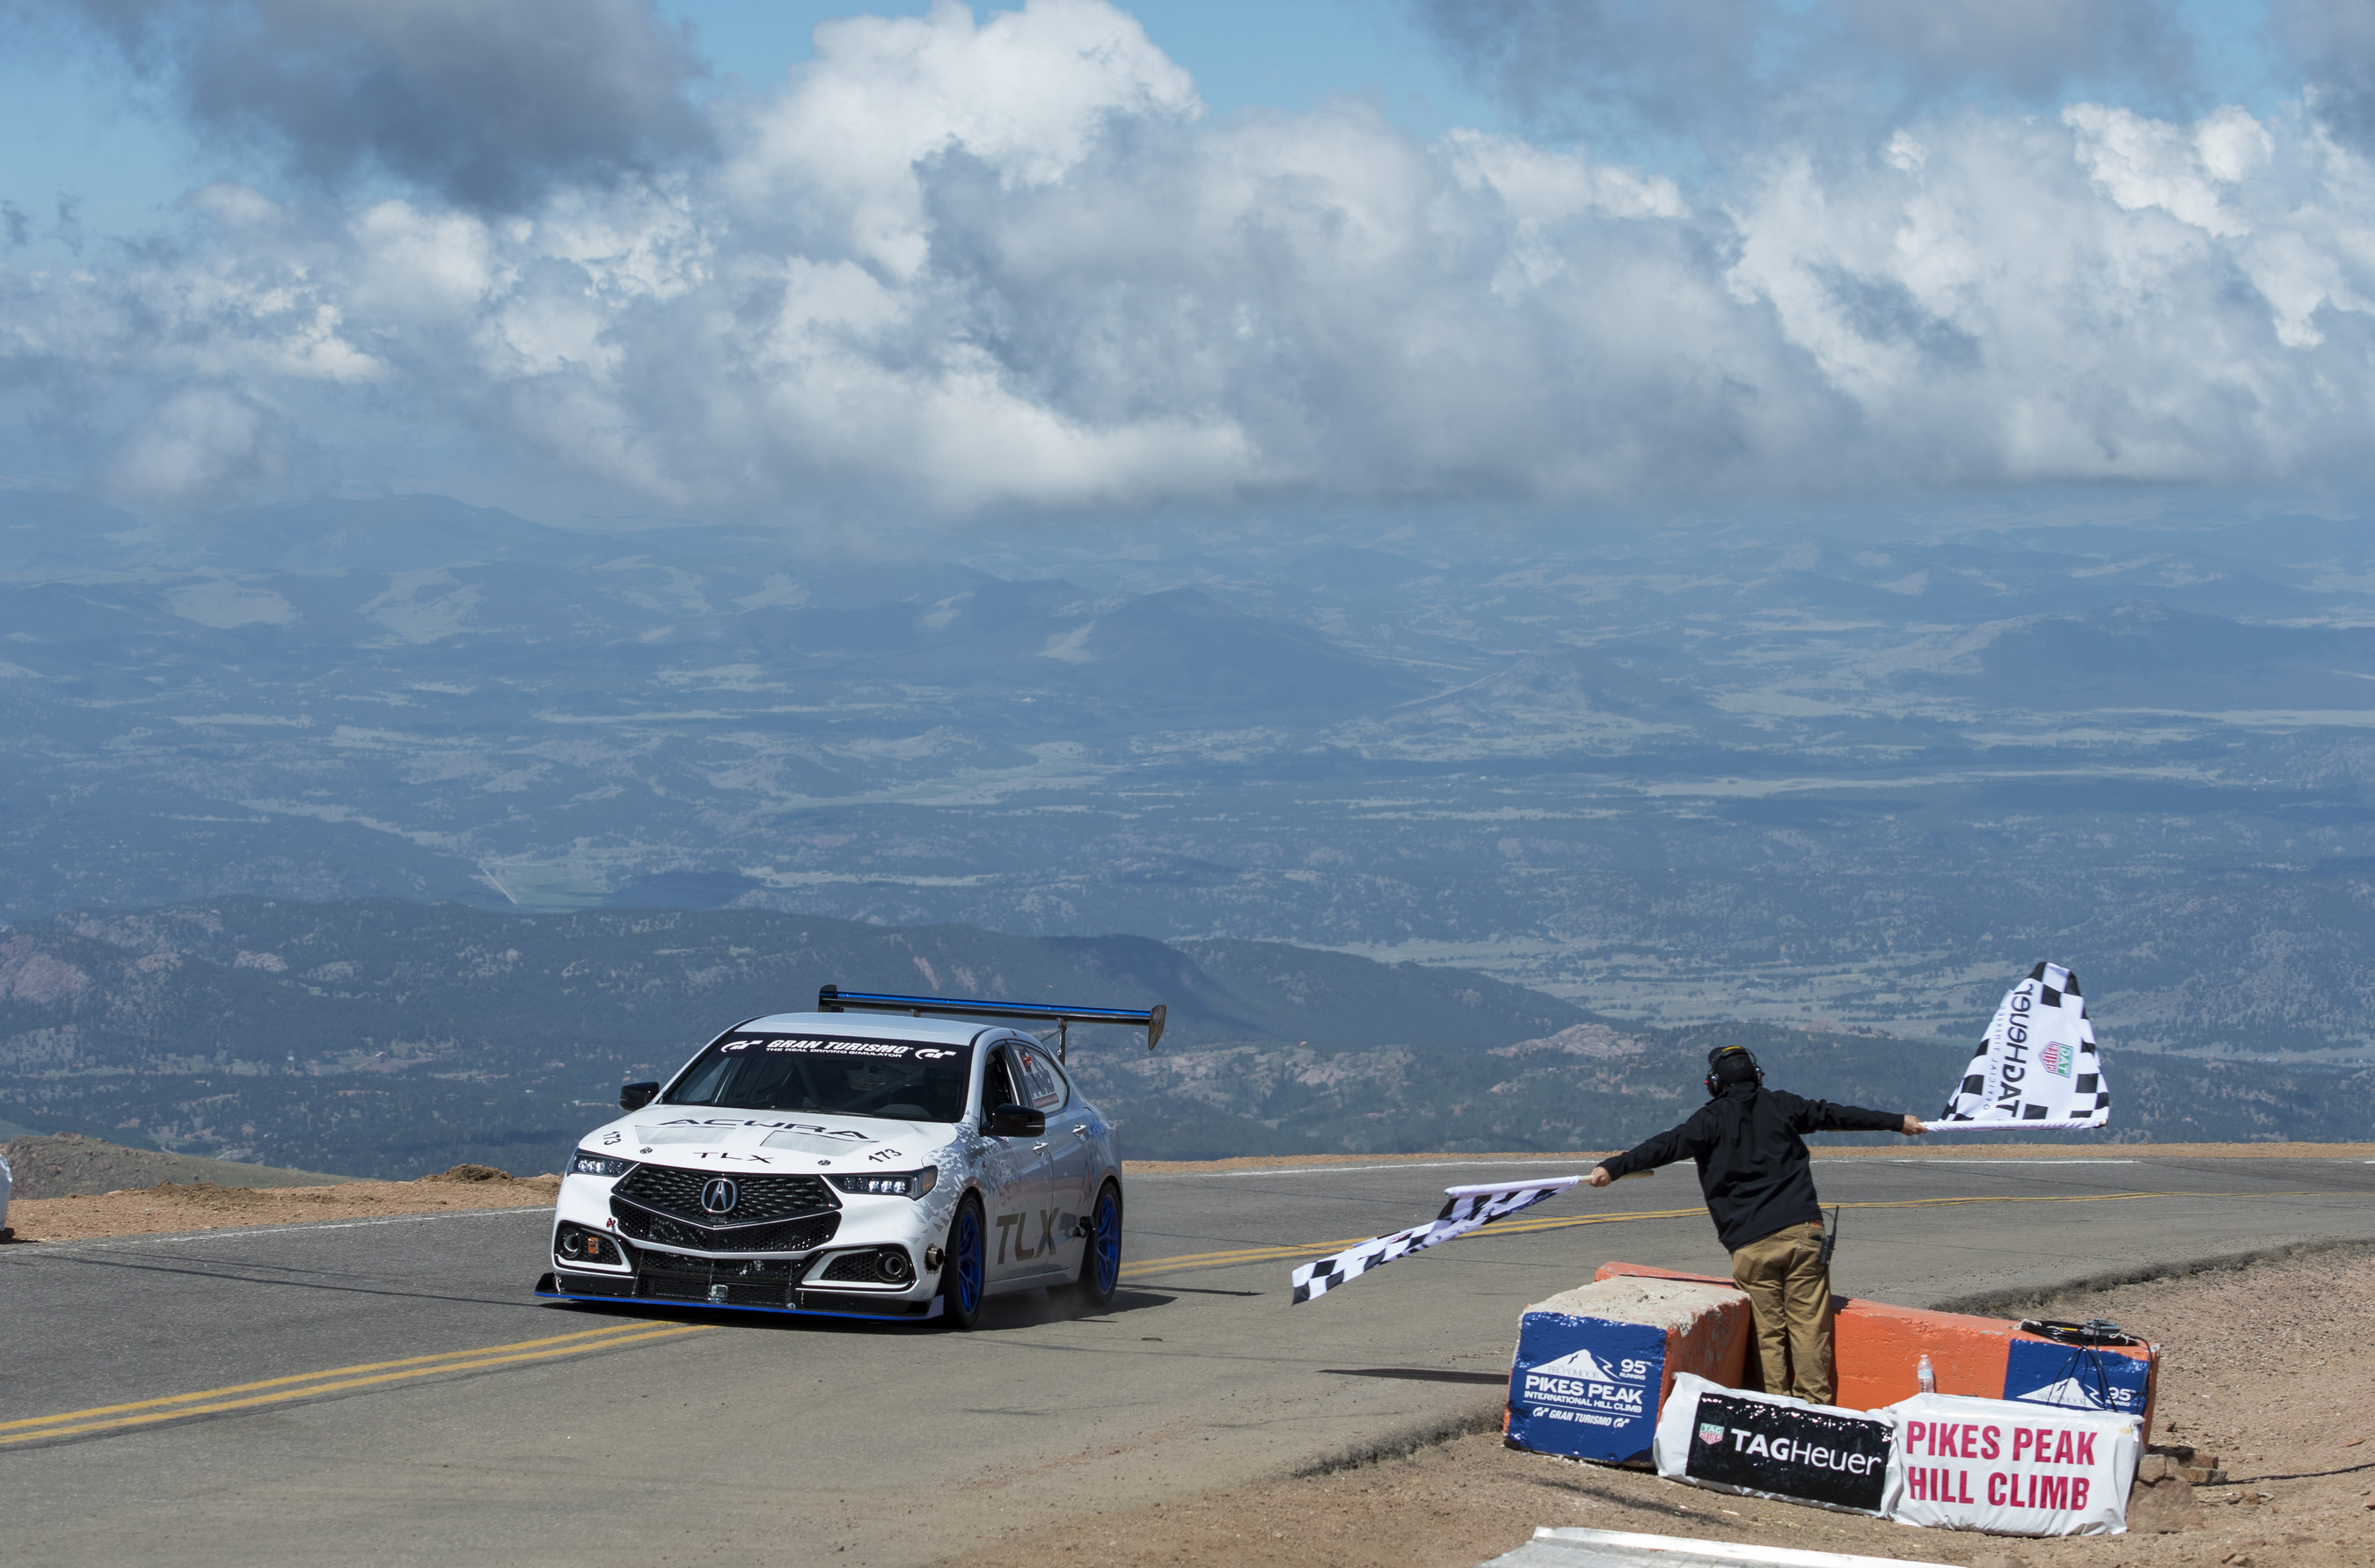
[816,986,1165,1062]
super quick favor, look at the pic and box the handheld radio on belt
[1816,1204,1839,1271]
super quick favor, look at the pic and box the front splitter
[534,1272,942,1322]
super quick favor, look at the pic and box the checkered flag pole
[1933,961,2111,1132]
[1289,1176,1581,1304]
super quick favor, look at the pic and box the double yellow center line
[2,1319,705,1448]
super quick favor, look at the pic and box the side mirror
[983,1103,1045,1138]
[619,1082,660,1112]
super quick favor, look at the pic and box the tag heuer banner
[1654,1374,1900,1517]
[1289,1176,1578,1303]
[1933,962,2110,1132]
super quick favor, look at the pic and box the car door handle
[1071,1124,1089,1135]
[1032,1142,1049,1152]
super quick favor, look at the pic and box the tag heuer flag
[1289,1176,1578,1303]
[1935,962,2110,1132]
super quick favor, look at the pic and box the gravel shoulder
[958,1243,2375,1568]
[3,1166,559,1242]
[1,1132,357,1199]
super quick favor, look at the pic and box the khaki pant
[1730,1220,1834,1404]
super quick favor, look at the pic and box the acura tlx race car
[535,987,1163,1327]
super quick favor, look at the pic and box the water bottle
[1917,1353,1937,1393]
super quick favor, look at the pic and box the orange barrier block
[1594,1261,2159,1440]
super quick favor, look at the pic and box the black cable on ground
[2197,1458,2375,1485]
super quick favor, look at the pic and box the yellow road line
[4,1322,707,1447]
[0,1321,677,1433]
[1119,1189,2323,1280]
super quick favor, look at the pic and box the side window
[983,1048,1022,1112]
[1011,1046,1068,1112]
[1035,1051,1074,1112]
[664,1050,733,1105]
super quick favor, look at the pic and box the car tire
[938,1192,987,1330]
[1057,1179,1122,1313]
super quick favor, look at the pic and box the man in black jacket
[1587,1044,1926,1404]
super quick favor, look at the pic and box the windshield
[663,1033,973,1123]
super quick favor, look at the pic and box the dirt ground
[963,1244,2375,1568]
[2,1164,559,1243]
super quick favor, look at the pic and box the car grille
[612,1204,840,1254]
[613,1165,838,1228]
[637,1251,803,1306]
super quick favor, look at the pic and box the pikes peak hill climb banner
[1889,1392,2139,1536]
[1934,962,2110,1132]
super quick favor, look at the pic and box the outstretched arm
[1787,1095,1926,1136]
[1589,1116,1703,1186]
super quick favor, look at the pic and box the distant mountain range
[4,488,2373,1070]
[0,897,1585,1173]
[3,898,2364,1177]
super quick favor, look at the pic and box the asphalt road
[6,1152,2371,1567]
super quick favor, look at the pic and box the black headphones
[1704,1045,1764,1096]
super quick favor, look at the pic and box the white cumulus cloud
[5,0,2375,514]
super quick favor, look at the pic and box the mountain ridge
[4,897,2366,1176]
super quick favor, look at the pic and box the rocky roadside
[3,1164,558,1243]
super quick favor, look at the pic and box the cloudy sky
[3,0,2371,520]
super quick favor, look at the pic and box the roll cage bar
[816,985,1166,1062]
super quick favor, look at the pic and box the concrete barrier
[1484,1526,1959,1567]
[1506,1274,1754,1464]
[1593,1262,2158,1439]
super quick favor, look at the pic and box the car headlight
[827,1168,938,1198]
[570,1151,633,1178]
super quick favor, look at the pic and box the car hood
[581,1106,957,1173]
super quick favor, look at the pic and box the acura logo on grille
[700,1178,739,1215]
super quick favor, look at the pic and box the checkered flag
[1934,962,2111,1132]
[1290,1176,1580,1304]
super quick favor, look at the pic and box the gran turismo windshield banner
[665,1034,973,1123]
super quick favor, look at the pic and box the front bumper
[546,1168,945,1318]
[536,1269,943,1320]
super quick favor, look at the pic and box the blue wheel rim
[955,1207,984,1314]
[1092,1189,1122,1295]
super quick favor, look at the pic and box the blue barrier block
[2003,1338,2152,1417]
[1506,1313,1668,1463]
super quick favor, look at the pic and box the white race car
[535,987,1163,1326]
